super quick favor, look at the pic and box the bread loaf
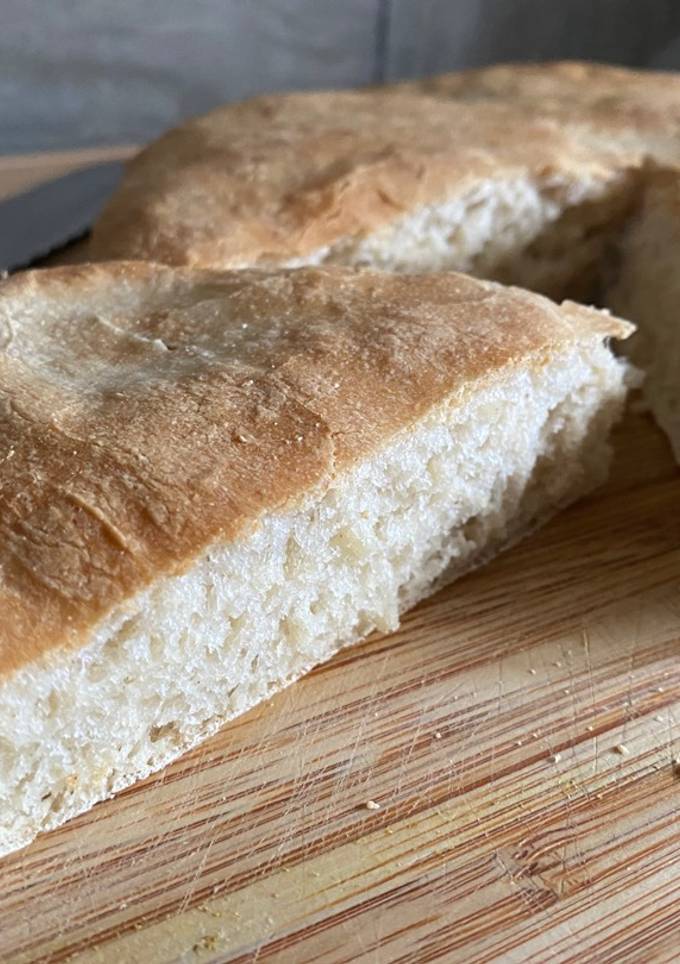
[0,262,632,856]
[88,65,680,462]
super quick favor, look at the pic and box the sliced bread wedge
[0,262,632,857]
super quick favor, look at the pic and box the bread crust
[0,262,631,674]
[406,60,680,149]
[88,85,645,268]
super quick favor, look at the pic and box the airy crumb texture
[606,170,680,462]
[323,171,637,303]
[0,262,631,857]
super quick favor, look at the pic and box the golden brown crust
[88,86,644,269]
[405,61,680,140]
[0,262,630,675]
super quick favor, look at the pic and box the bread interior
[605,184,680,461]
[319,171,638,302]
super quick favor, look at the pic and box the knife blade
[0,160,124,273]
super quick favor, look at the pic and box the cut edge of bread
[317,169,639,303]
[606,170,680,462]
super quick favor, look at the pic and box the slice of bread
[0,262,632,857]
[606,169,680,461]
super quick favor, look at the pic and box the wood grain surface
[1,152,679,964]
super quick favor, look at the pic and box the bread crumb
[654,715,664,723]
[528,668,537,676]
[364,799,381,810]
[515,739,523,746]
[562,688,570,695]
[551,753,562,763]
[434,731,442,740]
[657,686,665,693]
[553,661,563,668]
[193,935,219,953]
[586,724,595,732]
[201,907,222,919]
[613,744,630,755]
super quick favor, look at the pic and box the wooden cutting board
[1,151,680,964]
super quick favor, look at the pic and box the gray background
[4,0,680,154]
